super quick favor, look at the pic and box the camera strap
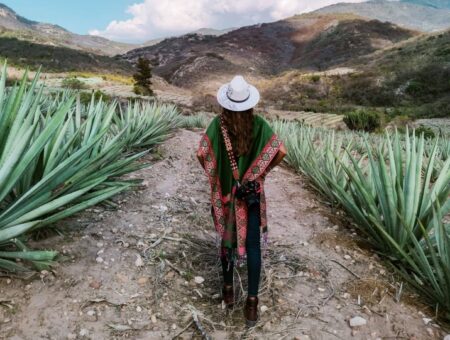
[219,115,241,183]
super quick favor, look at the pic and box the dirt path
[0,129,445,340]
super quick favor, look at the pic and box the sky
[2,0,369,43]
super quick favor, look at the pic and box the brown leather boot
[222,285,234,307]
[244,296,259,327]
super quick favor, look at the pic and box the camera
[235,181,261,207]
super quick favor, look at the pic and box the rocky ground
[0,129,448,340]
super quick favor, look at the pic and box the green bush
[310,75,321,83]
[78,90,112,106]
[415,126,436,139]
[343,110,382,132]
[61,77,87,90]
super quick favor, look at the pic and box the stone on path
[349,316,367,327]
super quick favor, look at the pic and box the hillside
[315,0,450,32]
[0,37,132,74]
[142,27,236,47]
[0,3,136,56]
[259,29,450,118]
[402,0,450,9]
[122,14,417,88]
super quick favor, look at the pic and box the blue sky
[2,0,136,34]
[2,0,368,42]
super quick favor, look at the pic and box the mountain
[142,27,236,47]
[0,36,133,74]
[401,0,450,9]
[0,3,136,56]
[259,29,450,118]
[191,27,236,36]
[122,13,418,87]
[314,1,450,32]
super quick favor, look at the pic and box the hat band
[226,90,250,103]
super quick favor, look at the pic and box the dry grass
[68,72,133,85]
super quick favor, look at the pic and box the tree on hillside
[133,57,154,96]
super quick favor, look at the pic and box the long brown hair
[221,108,254,156]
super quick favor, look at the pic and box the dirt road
[0,129,443,339]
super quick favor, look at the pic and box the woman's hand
[262,143,287,176]
[197,151,205,169]
[270,143,287,169]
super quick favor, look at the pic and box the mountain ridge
[0,3,136,56]
[314,0,450,32]
[122,13,418,88]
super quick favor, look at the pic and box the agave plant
[0,64,179,273]
[179,113,210,129]
[273,119,450,319]
[112,101,180,150]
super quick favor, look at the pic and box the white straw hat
[217,75,260,112]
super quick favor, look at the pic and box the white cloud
[89,0,367,42]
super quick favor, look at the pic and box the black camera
[235,181,261,207]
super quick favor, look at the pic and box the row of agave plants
[273,120,450,320]
[0,64,180,273]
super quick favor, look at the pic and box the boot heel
[246,318,257,328]
[244,296,259,327]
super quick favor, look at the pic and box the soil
[0,129,447,340]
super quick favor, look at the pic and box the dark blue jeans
[221,203,261,297]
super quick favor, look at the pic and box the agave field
[0,64,180,273]
[273,121,450,320]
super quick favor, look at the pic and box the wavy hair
[221,108,254,156]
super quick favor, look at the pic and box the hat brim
[216,83,260,112]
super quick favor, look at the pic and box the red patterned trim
[198,134,226,236]
[199,132,283,257]
[235,135,283,254]
[243,135,283,182]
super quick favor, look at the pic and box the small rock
[342,293,351,299]
[79,328,89,337]
[135,255,144,267]
[294,336,311,340]
[344,255,352,260]
[171,324,177,330]
[96,242,104,248]
[96,257,104,263]
[87,310,96,316]
[422,317,432,325]
[136,306,142,313]
[443,335,450,340]
[426,328,434,337]
[349,316,367,327]
[89,280,102,289]
[138,277,149,285]
[194,276,205,284]
[6,279,11,284]
[260,305,269,314]
[151,315,157,323]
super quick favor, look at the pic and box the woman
[197,75,287,327]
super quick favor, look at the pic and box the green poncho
[197,114,283,257]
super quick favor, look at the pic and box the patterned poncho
[197,115,284,257]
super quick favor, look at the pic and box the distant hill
[0,3,136,56]
[142,27,236,47]
[401,0,450,9]
[122,13,417,87]
[315,1,450,32]
[0,37,132,74]
[260,29,450,118]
